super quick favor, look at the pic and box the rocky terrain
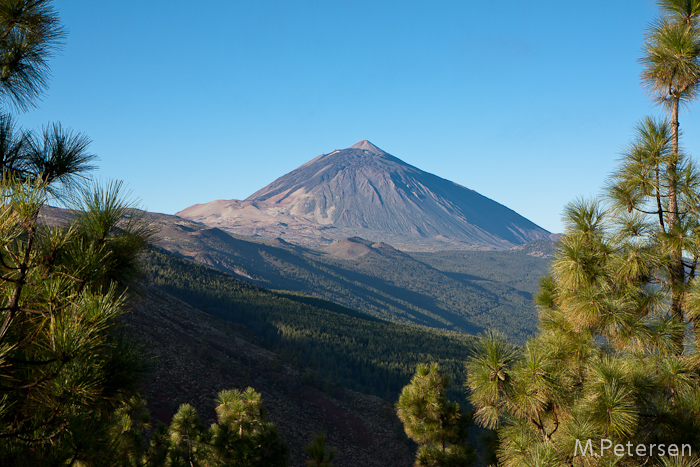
[126,286,414,467]
[178,140,552,251]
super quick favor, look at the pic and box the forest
[3,1,700,466]
[143,246,474,403]
[153,216,551,344]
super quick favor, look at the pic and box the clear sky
[14,0,691,234]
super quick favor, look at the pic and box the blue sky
[14,0,686,234]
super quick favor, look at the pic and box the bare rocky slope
[178,140,552,251]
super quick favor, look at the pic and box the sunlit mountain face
[178,140,551,251]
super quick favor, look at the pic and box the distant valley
[147,142,559,343]
[148,212,555,344]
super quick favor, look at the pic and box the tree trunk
[669,96,685,352]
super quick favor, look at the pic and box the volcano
[177,140,551,250]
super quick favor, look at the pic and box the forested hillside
[151,213,553,343]
[410,239,556,295]
[142,246,475,402]
[126,285,416,466]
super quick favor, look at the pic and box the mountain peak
[178,140,552,250]
[349,140,386,155]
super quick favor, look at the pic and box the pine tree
[0,176,155,464]
[208,387,288,467]
[305,432,336,467]
[397,363,473,467]
[0,0,64,111]
[639,0,700,347]
[0,1,156,464]
[465,3,700,466]
[166,404,208,467]
[148,388,289,467]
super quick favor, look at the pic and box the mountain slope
[410,239,557,296]
[178,140,551,250]
[148,212,552,343]
[127,284,416,466]
[139,246,475,403]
